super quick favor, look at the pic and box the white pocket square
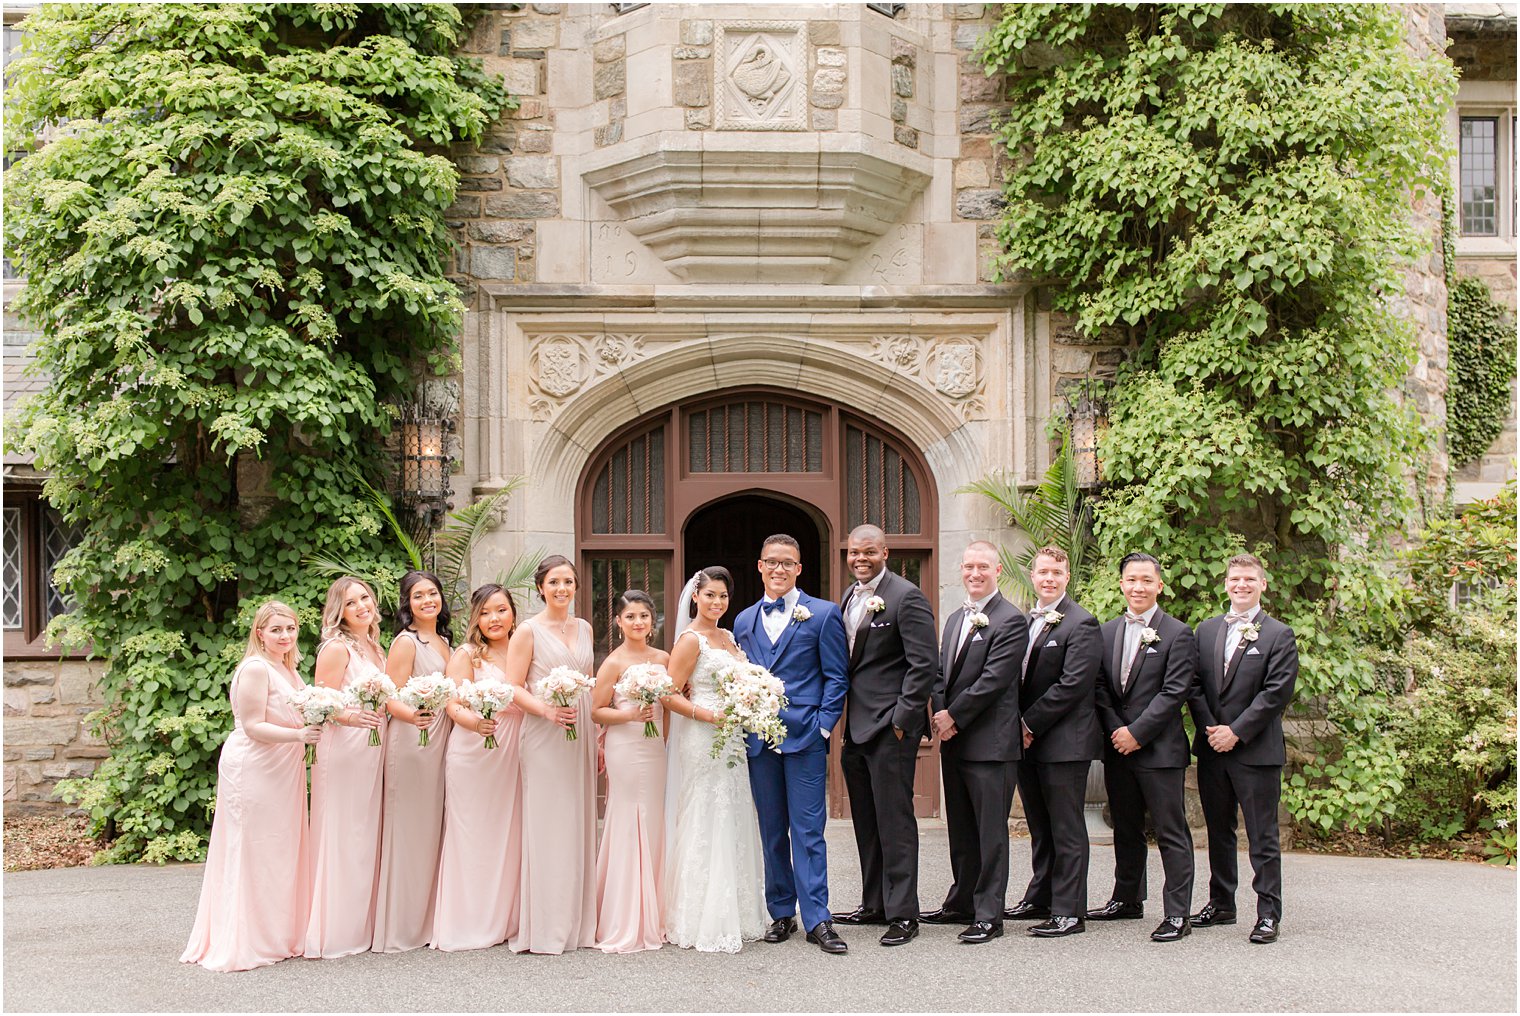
[1145,647,1158,654]
[1246,647,1260,655]
[1044,639,1058,648]
[971,632,984,642]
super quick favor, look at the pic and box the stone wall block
[6,663,56,687]
[5,688,29,715]
[484,192,561,219]
[595,121,626,145]
[674,46,711,60]
[514,19,558,50]
[810,21,840,45]
[953,23,985,51]
[891,36,918,67]
[673,62,711,107]
[459,177,504,192]
[507,156,558,189]
[892,64,915,98]
[683,109,712,131]
[593,35,626,63]
[468,220,535,243]
[4,718,79,746]
[811,68,847,109]
[681,19,713,46]
[486,56,543,96]
[817,47,847,68]
[959,105,997,135]
[955,189,1006,220]
[471,245,519,280]
[456,155,502,175]
[894,125,919,149]
[594,60,626,100]
[954,160,991,188]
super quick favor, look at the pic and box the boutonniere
[1239,622,1261,643]
[791,604,812,623]
[1140,627,1160,646]
[865,595,886,614]
[1043,610,1064,627]
[969,612,989,630]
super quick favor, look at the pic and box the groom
[735,533,851,955]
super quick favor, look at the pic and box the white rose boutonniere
[969,612,990,630]
[1043,610,1064,627]
[791,604,812,623]
[1239,622,1261,643]
[1140,627,1160,646]
[865,595,886,614]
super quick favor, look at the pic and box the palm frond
[433,478,526,596]
[346,468,425,571]
[493,545,545,601]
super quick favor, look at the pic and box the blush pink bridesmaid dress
[431,657,524,951]
[181,659,310,972]
[304,639,387,959]
[594,679,666,953]
[372,631,451,953]
[509,616,598,955]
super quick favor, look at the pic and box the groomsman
[1188,553,1298,945]
[921,541,1028,944]
[1006,546,1102,938]
[1088,552,1198,942]
[832,525,939,947]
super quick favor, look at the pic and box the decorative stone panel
[714,22,809,130]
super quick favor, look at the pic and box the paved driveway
[4,824,1515,1012]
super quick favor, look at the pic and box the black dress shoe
[957,920,1004,944]
[831,905,887,926]
[879,919,918,946]
[1150,916,1191,942]
[763,917,797,943]
[1085,899,1144,921]
[918,907,975,925]
[1029,916,1085,937]
[1249,918,1279,944]
[806,920,848,954]
[1190,902,1238,928]
[1003,900,1052,921]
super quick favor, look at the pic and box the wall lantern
[1065,381,1111,489]
[395,401,454,529]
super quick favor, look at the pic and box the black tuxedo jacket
[1095,607,1197,769]
[1189,611,1298,767]
[1019,594,1103,764]
[932,592,1028,763]
[841,569,939,743]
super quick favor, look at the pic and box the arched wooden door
[577,387,940,817]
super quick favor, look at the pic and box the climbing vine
[979,3,1455,832]
[4,3,508,861]
[1447,276,1517,469]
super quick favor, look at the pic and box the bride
[659,566,768,952]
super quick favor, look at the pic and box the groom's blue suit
[735,590,850,933]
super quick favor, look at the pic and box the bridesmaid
[505,554,598,955]
[182,601,321,972]
[591,589,669,953]
[372,570,453,953]
[431,583,523,952]
[305,576,388,959]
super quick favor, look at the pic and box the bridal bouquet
[398,672,454,747]
[534,666,594,741]
[710,661,789,767]
[346,673,398,747]
[284,684,346,765]
[457,678,515,749]
[615,663,674,738]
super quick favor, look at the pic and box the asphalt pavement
[3,823,1515,1013]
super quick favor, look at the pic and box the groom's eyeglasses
[760,558,800,571]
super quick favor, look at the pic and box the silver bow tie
[963,601,980,614]
[1225,611,1253,625]
[1030,606,1050,619]
[1124,612,1147,625]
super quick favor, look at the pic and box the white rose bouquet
[457,678,515,749]
[346,673,398,747]
[615,663,674,738]
[710,661,790,767]
[284,684,347,765]
[534,665,594,741]
[398,672,454,747]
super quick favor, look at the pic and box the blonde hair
[244,600,301,673]
[320,576,383,656]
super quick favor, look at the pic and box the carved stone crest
[927,341,979,398]
[530,336,587,398]
[715,23,808,130]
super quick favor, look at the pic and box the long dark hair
[395,570,453,643]
[687,566,734,617]
[463,583,517,660]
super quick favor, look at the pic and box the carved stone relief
[714,22,809,130]
[526,332,648,420]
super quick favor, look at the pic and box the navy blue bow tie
[763,598,788,615]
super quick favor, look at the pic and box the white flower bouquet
[534,665,594,741]
[615,663,674,738]
[284,684,347,765]
[710,661,790,767]
[398,672,454,747]
[346,673,398,747]
[457,678,515,749]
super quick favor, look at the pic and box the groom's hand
[932,709,957,740]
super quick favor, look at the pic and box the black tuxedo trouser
[841,727,921,920]
[939,754,1017,923]
[1017,760,1091,917]
[1198,756,1283,920]
[1103,760,1194,918]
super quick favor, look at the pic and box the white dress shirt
[1119,603,1160,689]
[954,593,995,658]
[1023,596,1062,673]
[1223,603,1262,667]
[845,569,888,653]
[761,586,802,644]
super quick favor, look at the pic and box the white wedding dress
[661,630,768,953]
